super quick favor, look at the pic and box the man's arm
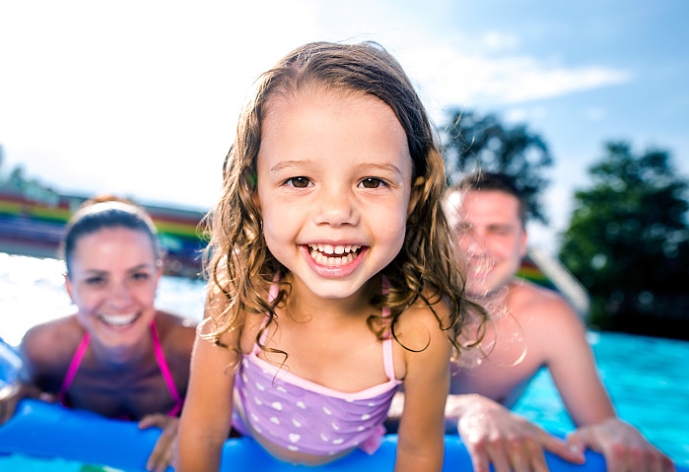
[535,292,674,471]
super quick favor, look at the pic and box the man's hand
[567,418,675,472]
[139,414,179,472]
[456,395,585,472]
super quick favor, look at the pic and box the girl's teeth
[309,247,358,266]
[308,244,361,255]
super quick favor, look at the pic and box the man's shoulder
[505,279,587,358]
[507,279,580,323]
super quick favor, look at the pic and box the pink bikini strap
[58,331,90,406]
[150,321,183,417]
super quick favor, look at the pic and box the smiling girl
[177,41,486,472]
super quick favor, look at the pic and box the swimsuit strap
[150,321,184,416]
[381,276,396,380]
[58,331,90,406]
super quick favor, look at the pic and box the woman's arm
[0,322,70,423]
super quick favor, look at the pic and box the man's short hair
[451,172,527,226]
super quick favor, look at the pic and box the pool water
[513,332,689,465]
[1,252,688,469]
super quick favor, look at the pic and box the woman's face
[65,227,162,351]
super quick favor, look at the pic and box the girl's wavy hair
[203,41,486,360]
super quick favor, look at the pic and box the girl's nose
[314,188,359,227]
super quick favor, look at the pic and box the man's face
[446,189,527,298]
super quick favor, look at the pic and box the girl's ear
[407,176,426,217]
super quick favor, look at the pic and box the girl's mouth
[307,244,362,266]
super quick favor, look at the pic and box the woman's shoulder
[21,315,83,373]
[155,310,198,330]
[23,314,81,347]
[154,311,197,352]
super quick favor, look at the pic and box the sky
[1,0,688,254]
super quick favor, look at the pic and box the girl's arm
[176,319,239,471]
[394,303,452,472]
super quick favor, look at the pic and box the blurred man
[388,172,674,472]
[442,172,673,472]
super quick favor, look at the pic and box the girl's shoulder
[394,287,452,345]
[405,285,452,319]
[390,287,454,380]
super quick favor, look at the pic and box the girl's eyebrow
[271,161,403,176]
[358,162,403,176]
[270,160,314,172]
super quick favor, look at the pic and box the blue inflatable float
[0,399,618,472]
[0,340,685,472]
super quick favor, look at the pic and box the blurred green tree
[559,141,689,339]
[442,109,553,223]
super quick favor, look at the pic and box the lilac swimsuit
[232,280,401,456]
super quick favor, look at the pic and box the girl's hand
[567,418,675,472]
[139,414,179,472]
[456,395,584,472]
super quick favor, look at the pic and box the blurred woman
[0,195,196,472]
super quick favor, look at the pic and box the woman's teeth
[99,313,138,326]
[308,244,361,266]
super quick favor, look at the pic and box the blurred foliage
[559,142,689,338]
[441,109,553,223]
[0,143,60,204]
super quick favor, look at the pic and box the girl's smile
[301,244,367,278]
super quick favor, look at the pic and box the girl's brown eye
[286,177,311,188]
[359,178,385,189]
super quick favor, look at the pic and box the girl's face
[255,87,413,301]
[65,227,162,351]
